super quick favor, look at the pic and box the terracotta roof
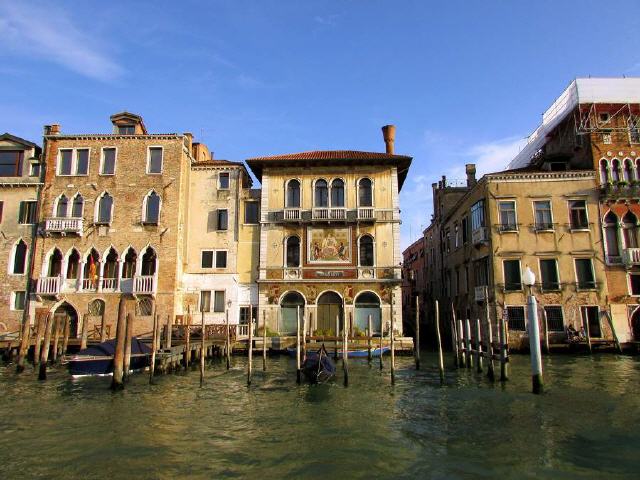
[246,150,412,190]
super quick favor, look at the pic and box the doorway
[354,291,381,335]
[581,306,601,338]
[54,302,79,338]
[317,291,343,334]
[280,292,304,335]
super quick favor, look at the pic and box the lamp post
[522,266,543,394]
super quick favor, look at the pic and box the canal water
[0,353,638,479]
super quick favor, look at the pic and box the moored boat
[301,345,336,384]
[67,338,151,376]
[287,345,390,358]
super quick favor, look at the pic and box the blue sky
[2,0,640,249]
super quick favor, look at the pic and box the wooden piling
[583,309,592,354]
[451,307,459,368]
[542,308,550,354]
[51,317,61,363]
[379,316,384,370]
[247,310,253,386]
[296,305,301,384]
[225,307,230,370]
[343,319,349,387]
[415,296,420,370]
[38,314,54,380]
[475,318,483,373]
[111,295,127,390]
[33,314,45,368]
[499,313,509,381]
[390,297,395,385]
[150,312,159,383]
[165,314,172,350]
[334,314,339,360]
[185,306,192,369]
[61,316,70,358]
[262,310,267,371]
[80,314,89,350]
[604,309,622,353]
[100,312,107,342]
[200,310,205,386]
[458,318,466,367]
[367,314,373,364]
[465,318,473,368]
[16,315,31,373]
[123,312,133,380]
[435,300,444,383]
[485,301,495,381]
[301,311,307,360]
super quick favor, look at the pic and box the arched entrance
[53,302,79,338]
[317,291,343,334]
[280,292,304,335]
[631,307,640,341]
[354,291,381,335]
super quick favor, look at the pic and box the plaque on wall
[307,227,351,263]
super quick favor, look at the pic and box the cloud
[314,14,342,27]
[0,2,124,82]
[448,136,527,179]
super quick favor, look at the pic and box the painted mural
[308,227,351,263]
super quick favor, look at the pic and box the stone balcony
[44,218,83,236]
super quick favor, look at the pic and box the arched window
[286,236,300,267]
[358,178,373,207]
[56,194,68,218]
[624,159,634,182]
[286,179,301,208]
[600,159,610,185]
[604,211,621,261]
[331,179,344,207]
[66,249,80,279]
[103,248,118,278]
[84,249,100,287]
[623,211,639,249]
[314,179,328,207]
[141,247,157,276]
[122,247,137,278]
[636,159,640,182]
[12,240,27,274]
[71,194,84,218]
[359,235,374,266]
[97,192,113,224]
[612,159,621,183]
[144,191,160,224]
[48,248,63,277]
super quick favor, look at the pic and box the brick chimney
[382,125,396,155]
[466,163,477,187]
[44,124,61,135]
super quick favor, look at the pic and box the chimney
[465,163,477,187]
[382,124,396,155]
[45,124,60,135]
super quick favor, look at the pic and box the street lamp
[522,265,543,394]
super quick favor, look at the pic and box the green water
[0,353,639,479]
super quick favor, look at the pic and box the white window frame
[57,147,90,176]
[10,291,26,311]
[567,199,589,231]
[284,235,301,268]
[313,178,329,208]
[53,193,69,218]
[497,199,518,232]
[504,304,527,331]
[218,171,230,190]
[18,200,37,225]
[146,146,164,175]
[213,290,226,313]
[8,238,28,276]
[628,273,640,297]
[71,193,84,219]
[502,258,522,292]
[94,191,114,225]
[99,146,118,176]
[532,199,554,231]
[141,190,162,225]
[217,208,229,231]
[215,250,228,269]
[285,178,302,208]
[574,257,597,291]
[200,290,212,312]
[542,305,565,332]
[243,201,260,225]
[538,257,560,291]
[356,177,374,207]
[329,177,346,208]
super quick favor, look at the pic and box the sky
[2,0,640,250]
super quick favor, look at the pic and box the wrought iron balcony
[44,217,83,236]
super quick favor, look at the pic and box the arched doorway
[355,291,381,335]
[317,291,343,334]
[53,302,79,338]
[280,292,304,335]
[631,307,640,341]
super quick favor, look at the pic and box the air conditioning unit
[472,227,488,245]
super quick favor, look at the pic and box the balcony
[312,208,346,221]
[357,207,375,221]
[81,279,98,292]
[133,275,156,295]
[37,276,62,296]
[623,248,640,267]
[101,277,118,291]
[283,208,301,221]
[472,227,488,245]
[44,218,83,236]
[474,285,487,302]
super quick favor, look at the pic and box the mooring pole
[100,311,107,342]
[499,313,509,381]
[583,308,592,354]
[150,312,159,383]
[80,313,89,350]
[38,314,53,381]
[123,312,134,381]
[367,314,373,364]
[296,305,301,384]
[16,315,31,373]
[200,309,205,386]
[465,318,473,369]
[334,314,339,360]
[415,296,420,370]
[225,307,231,370]
[435,300,444,384]
[111,295,127,390]
[475,317,483,374]
[379,313,384,370]
[61,316,70,358]
[526,288,544,394]
[458,318,465,367]
[165,314,172,350]
[51,317,61,363]
[390,296,395,385]
[262,310,267,371]
[247,310,253,386]
[343,318,349,387]
[451,305,459,368]
[185,305,191,369]
[485,291,495,381]
[33,314,45,368]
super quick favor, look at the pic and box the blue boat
[67,338,151,376]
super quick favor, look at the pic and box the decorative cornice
[487,171,595,182]
[45,134,182,141]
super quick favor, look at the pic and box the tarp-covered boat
[301,345,336,384]
[67,338,151,376]
[287,345,390,358]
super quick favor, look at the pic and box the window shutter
[207,211,216,232]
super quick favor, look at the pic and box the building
[31,112,195,336]
[0,133,42,334]
[246,126,411,337]
[401,235,426,335]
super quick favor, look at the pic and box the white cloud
[0,2,124,82]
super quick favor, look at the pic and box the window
[331,179,344,207]
[286,236,300,267]
[498,201,517,231]
[474,257,489,287]
[217,209,228,230]
[612,159,621,183]
[629,274,640,296]
[245,202,259,224]
[117,125,135,135]
[96,193,113,224]
[67,249,80,279]
[103,248,119,279]
[58,148,89,176]
[624,159,634,182]
[239,306,257,324]
[470,200,485,230]
[581,306,601,338]
[506,306,525,331]
[200,291,211,312]
[141,247,157,276]
[622,211,638,249]
[575,258,596,289]
[534,200,553,230]
[0,201,3,223]
[122,248,137,278]
[12,291,25,311]
[315,179,328,207]
[503,260,522,291]
[358,178,373,207]
[604,211,621,262]
[147,147,163,174]
[201,251,214,268]
[56,195,68,218]
[600,159,610,184]
[629,116,640,144]
[454,223,459,248]
[359,235,374,266]
[540,259,560,291]
[544,306,564,332]
[461,216,469,244]
[219,172,230,189]
[286,180,300,208]
[72,194,84,218]
[216,251,227,268]
[0,150,23,176]
[144,191,160,225]
[29,162,40,177]
[214,291,225,312]
[18,201,37,224]
[569,200,588,229]
[101,148,116,175]
[12,240,27,274]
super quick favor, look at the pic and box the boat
[67,338,151,376]
[301,345,336,384]
[287,345,390,358]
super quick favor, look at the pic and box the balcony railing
[133,275,156,295]
[357,207,375,220]
[283,208,301,220]
[44,218,83,236]
[623,248,640,267]
[101,277,118,291]
[312,207,346,220]
[36,276,62,296]
[474,285,487,302]
[82,279,98,291]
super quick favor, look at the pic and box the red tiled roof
[247,150,411,161]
